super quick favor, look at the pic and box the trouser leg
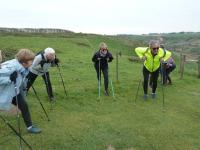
[95,67,101,83]
[42,72,53,98]
[151,69,159,93]
[26,72,38,92]
[12,94,32,127]
[143,66,150,95]
[102,68,108,91]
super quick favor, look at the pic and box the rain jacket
[135,47,171,72]
[92,50,113,69]
[0,59,28,110]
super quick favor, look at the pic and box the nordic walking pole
[116,51,122,83]
[161,62,165,111]
[116,52,119,83]
[13,81,23,150]
[108,66,115,98]
[98,58,101,99]
[134,78,142,105]
[0,115,33,150]
[31,85,50,121]
[43,72,53,110]
[56,64,67,97]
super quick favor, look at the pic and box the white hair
[44,47,55,54]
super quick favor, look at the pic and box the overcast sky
[0,0,199,35]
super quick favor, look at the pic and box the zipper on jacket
[152,55,155,72]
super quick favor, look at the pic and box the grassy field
[0,33,200,150]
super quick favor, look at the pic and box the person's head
[99,42,108,55]
[44,47,55,62]
[149,40,160,55]
[15,49,35,68]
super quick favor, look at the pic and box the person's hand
[160,58,164,63]
[54,57,60,65]
[97,57,101,60]
[141,56,146,61]
[10,71,18,84]
[107,58,112,62]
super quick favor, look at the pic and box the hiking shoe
[152,93,156,99]
[105,90,109,96]
[143,94,148,100]
[27,126,42,134]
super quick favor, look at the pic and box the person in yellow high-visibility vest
[135,40,171,100]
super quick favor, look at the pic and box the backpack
[36,51,47,67]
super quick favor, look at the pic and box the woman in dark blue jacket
[92,42,113,96]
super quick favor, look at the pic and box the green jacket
[135,47,171,72]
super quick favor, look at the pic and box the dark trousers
[95,66,108,91]
[26,71,53,98]
[143,66,159,94]
[165,64,176,83]
[12,93,32,127]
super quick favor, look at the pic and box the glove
[141,56,146,61]
[54,57,60,65]
[10,71,18,84]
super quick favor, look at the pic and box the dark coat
[92,50,113,69]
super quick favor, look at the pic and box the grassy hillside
[0,33,200,150]
[120,32,200,54]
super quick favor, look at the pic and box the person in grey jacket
[26,47,58,101]
[0,49,41,133]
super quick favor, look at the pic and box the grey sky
[0,0,199,35]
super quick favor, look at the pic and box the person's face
[46,53,55,62]
[150,43,160,55]
[22,60,33,68]
[100,48,108,54]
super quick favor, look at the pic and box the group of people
[0,40,176,135]
[0,47,59,134]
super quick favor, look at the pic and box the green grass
[0,33,200,150]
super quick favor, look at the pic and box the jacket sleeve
[92,52,98,62]
[32,55,42,68]
[0,67,14,85]
[107,52,113,62]
[135,47,148,59]
[163,50,172,61]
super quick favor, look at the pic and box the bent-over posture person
[26,47,59,101]
[135,40,171,100]
[0,49,41,133]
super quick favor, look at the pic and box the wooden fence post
[198,56,200,78]
[116,52,119,82]
[180,54,186,79]
[178,49,182,73]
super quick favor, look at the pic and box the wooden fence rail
[179,52,200,79]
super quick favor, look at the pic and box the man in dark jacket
[92,42,113,96]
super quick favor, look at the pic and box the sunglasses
[152,47,159,51]
[101,49,107,51]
